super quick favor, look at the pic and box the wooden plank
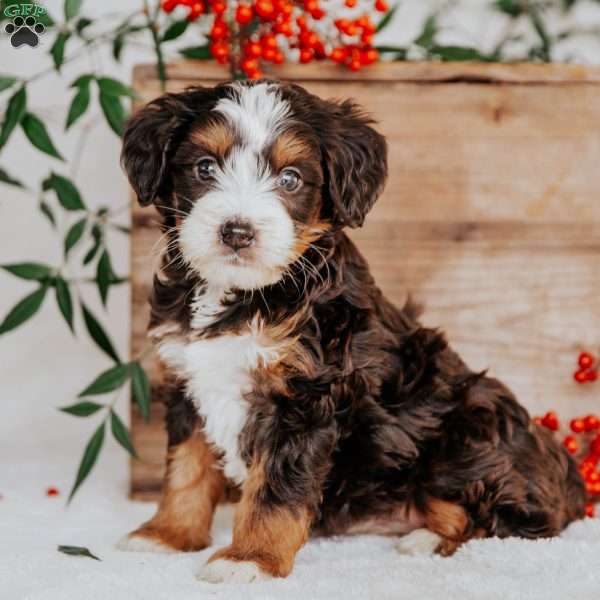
[130,219,600,498]
[134,61,600,85]
[132,80,600,224]
[129,62,600,500]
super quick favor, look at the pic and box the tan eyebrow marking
[270,131,315,172]
[190,120,235,158]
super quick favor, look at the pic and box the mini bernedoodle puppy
[119,80,586,583]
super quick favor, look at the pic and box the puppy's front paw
[117,532,177,554]
[197,558,272,584]
[394,528,442,556]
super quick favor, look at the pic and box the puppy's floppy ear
[121,87,217,206]
[319,99,388,228]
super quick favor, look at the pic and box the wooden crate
[130,61,600,500]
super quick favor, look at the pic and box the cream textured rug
[2,438,600,600]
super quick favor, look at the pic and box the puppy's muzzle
[220,220,255,251]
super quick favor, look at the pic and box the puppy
[119,80,586,583]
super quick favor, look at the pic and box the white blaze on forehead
[214,82,290,151]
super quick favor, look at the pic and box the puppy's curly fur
[119,80,586,582]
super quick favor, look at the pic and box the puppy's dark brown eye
[277,168,302,192]
[195,157,218,181]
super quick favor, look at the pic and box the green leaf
[71,73,95,88]
[58,545,101,561]
[65,0,83,20]
[1,262,52,281]
[54,276,74,332]
[43,173,85,211]
[64,218,86,258]
[83,224,102,265]
[179,45,211,59]
[0,284,48,335]
[529,9,551,61]
[110,410,137,457]
[0,76,17,93]
[75,16,92,34]
[78,364,131,397]
[376,2,399,33]
[0,86,27,149]
[96,249,112,306]
[376,45,407,59]
[96,77,137,98]
[40,201,56,227]
[495,0,523,17]
[130,361,151,421]
[81,302,121,363]
[60,401,104,417]
[430,45,493,62]
[68,421,105,502]
[50,32,71,71]
[112,34,125,61]
[415,15,438,48]
[21,113,63,160]
[66,82,91,129]
[99,92,126,137]
[162,18,189,42]
[0,165,23,187]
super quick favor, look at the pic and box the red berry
[46,487,59,497]
[574,369,588,384]
[187,2,204,20]
[260,34,278,49]
[578,352,595,369]
[584,415,600,432]
[210,41,229,61]
[243,40,262,58]
[299,48,314,63]
[330,47,347,63]
[262,46,276,61]
[212,1,226,15]
[375,0,389,12]
[541,411,559,431]
[349,59,362,71]
[255,0,275,19]
[585,502,595,517]
[591,435,600,456]
[570,418,585,433]
[273,51,285,64]
[235,3,253,24]
[345,0,357,6]
[563,435,578,455]
[162,0,177,12]
[586,370,599,382]
[211,18,228,39]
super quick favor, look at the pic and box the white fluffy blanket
[2,442,600,600]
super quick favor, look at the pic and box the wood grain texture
[129,62,600,500]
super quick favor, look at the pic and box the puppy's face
[122,81,387,291]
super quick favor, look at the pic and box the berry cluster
[536,410,600,517]
[574,351,598,384]
[161,0,389,78]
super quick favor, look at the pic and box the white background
[1,0,600,500]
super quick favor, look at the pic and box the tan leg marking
[120,432,225,552]
[199,461,311,582]
[425,497,470,556]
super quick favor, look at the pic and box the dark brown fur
[121,81,586,578]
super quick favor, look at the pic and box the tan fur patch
[190,120,234,158]
[207,460,311,577]
[270,131,314,173]
[425,497,470,556]
[129,432,225,551]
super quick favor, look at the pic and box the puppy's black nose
[220,220,255,251]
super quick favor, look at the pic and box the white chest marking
[158,311,280,484]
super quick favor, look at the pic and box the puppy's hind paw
[197,558,272,584]
[394,528,442,557]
